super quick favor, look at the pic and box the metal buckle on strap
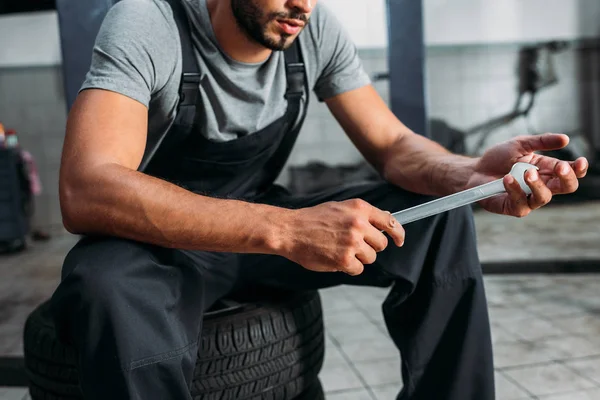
[180,73,201,105]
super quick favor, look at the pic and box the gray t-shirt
[80,0,371,142]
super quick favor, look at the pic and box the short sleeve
[311,4,371,101]
[79,0,179,107]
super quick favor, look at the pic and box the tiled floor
[1,200,600,399]
[317,277,600,400]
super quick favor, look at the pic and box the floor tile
[319,362,365,393]
[537,388,600,400]
[525,300,589,318]
[371,383,401,400]
[327,322,388,345]
[503,362,596,397]
[540,336,600,358]
[319,289,355,312]
[502,317,568,341]
[356,301,385,321]
[323,342,348,367]
[493,341,566,368]
[339,338,398,363]
[488,306,536,323]
[553,315,600,336]
[563,356,600,385]
[325,388,373,400]
[0,388,28,400]
[344,287,388,305]
[495,371,532,400]
[491,324,521,344]
[324,309,373,329]
[486,290,536,307]
[352,358,402,387]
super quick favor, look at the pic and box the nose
[287,0,314,13]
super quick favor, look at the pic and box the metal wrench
[391,162,539,225]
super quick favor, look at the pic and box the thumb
[516,133,569,153]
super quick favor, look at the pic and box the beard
[231,0,309,51]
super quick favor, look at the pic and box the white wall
[0,11,62,68]
[0,1,599,68]
[425,0,600,46]
[322,0,600,48]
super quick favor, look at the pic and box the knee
[434,205,481,278]
[65,238,134,300]
[52,237,152,323]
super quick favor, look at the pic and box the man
[50,0,588,399]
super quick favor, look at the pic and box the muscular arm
[60,89,289,253]
[325,85,477,196]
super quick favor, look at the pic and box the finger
[515,133,569,153]
[363,224,389,252]
[344,257,365,276]
[355,241,378,265]
[569,157,588,178]
[525,169,552,210]
[504,174,530,217]
[553,160,579,194]
[368,209,405,246]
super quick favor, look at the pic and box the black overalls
[50,1,496,399]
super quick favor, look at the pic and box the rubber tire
[24,290,325,400]
[296,379,325,400]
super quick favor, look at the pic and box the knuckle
[366,252,377,265]
[541,193,553,205]
[340,251,354,267]
[349,198,365,210]
[345,231,362,247]
[376,235,389,251]
[349,264,363,276]
[386,214,397,229]
[348,216,363,230]
[570,180,579,192]
[516,209,530,218]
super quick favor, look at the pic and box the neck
[206,0,272,63]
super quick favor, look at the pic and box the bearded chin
[230,0,295,51]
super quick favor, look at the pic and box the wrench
[391,162,539,225]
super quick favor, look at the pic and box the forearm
[60,163,289,254]
[381,132,477,196]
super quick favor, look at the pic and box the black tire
[24,289,324,400]
[295,379,324,400]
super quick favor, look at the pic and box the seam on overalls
[125,340,198,372]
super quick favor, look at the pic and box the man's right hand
[278,199,405,276]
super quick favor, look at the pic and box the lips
[278,18,305,28]
[277,18,304,35]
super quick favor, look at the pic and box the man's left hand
[466,133,588,217]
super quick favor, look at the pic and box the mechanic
[49,0,588,399]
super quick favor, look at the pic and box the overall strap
[139,0,200,172]
[283,40,306,102]
[165,0,201,107]
[261,39,309,190]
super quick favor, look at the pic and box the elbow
[380,135,406,182]
[59,175,89,235]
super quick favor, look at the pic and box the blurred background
[1,1,600,399]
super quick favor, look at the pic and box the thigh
[52,236,241,349]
